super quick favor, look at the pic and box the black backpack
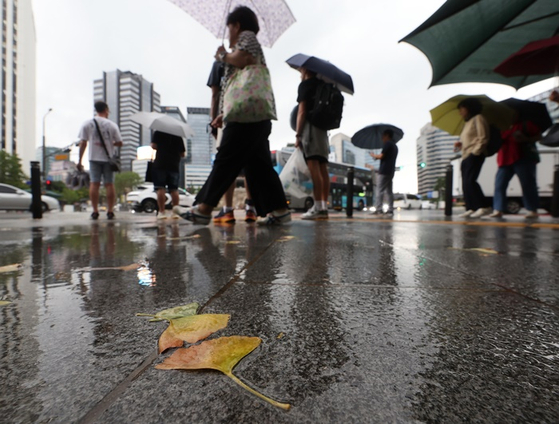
[485,125,504,157]
[307,82,344,131]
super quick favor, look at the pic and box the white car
[393,193,423,210]
[126,183,195,213]
[0,183,60,212]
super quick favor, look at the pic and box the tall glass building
[186,107,214,165]
[416,124,459,196]
[1,0,36,172]
[94,70,160,171]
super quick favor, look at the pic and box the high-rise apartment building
[0,0,36,172]
[416,124,459,196]
[94,70,160,171]
[330,133,372,168]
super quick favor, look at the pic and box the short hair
[383,129,394,139]
[457,98,482,118]
[94,101,109,114]
[226,6,259,34]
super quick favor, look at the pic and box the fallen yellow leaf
[156,336,290,410]
[0,300,12,306]
[0,264,22,273]
[158,314,230,353]
[136,302,199,322]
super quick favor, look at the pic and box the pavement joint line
[381,240,559,312]
[198,235,282,312]
[326,217,559,229]
[77,350,159,424]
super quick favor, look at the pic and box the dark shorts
[305,154,328,164]
[152,168,180,190]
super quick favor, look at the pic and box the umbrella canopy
[430,94,515,136]
[351,124,404,150]
[286,54,354,94]
[130,112,195,138]
[494,35,559,77]
[500,98,553,132]
[400,0,559,89]
[166,0,296,48]
[540,124,559,147]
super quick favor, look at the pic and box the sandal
[90,212,99,220]
[107,212,115,220]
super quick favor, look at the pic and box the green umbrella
[430,94,514,136]
[400,0,559,89]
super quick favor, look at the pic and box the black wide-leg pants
[195,120,287,216]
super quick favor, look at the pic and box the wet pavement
[0,210,558,423]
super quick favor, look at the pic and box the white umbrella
[166,0,296,48]
[130,111,195,138]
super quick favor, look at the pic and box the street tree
[0,151,28,188]
[114,171,142,197]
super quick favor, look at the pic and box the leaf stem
[226,372,291,411]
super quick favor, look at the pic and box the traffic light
[45,180,52,188]
[419,162,426,168]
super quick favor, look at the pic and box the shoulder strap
[93,118,112,159]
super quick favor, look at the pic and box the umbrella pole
[219,0,234,45]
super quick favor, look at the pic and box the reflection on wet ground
[0,215,558,423]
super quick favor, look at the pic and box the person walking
[488,108,542,219]
[295,68,330,220]
[207,60,257,224]
[178,6,290,226]
[77,101,123,220]
[150,130,186,220]
[370,129,398,217]
[453,98,492,218]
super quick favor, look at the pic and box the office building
[185,107,214,165]
[416,124,459,196]
[0,0,36,172]
[330,133,373,168]
[94,70,160,171]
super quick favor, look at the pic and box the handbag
[145,160,154,182]
[93,118,121,172]
[222,64,277,123]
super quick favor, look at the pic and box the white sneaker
[172,206,182,216]
[157,211,167,220]
[525,211,539,219]
[470,207,492,218]
[459,210,475,218]
[488,210,503,218]
[301,207,321,220]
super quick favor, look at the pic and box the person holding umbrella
[370,129,398,217]
[453,97,492,218]
[295,68,330,220]
[178,6,290,225]
[488,104,543,219]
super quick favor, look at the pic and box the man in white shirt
[77,101,123,220]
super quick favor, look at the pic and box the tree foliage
[0,151,28,188]
[114,171,142,197]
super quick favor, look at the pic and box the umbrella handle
[219,0,233,45]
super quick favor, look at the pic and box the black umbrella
[500,98,553,133]
[351,124,404,150]
[540,124,559,147]
[286,54,354,94]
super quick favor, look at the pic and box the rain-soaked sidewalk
[1,210,558,423]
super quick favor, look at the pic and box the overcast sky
[32,0,556,192]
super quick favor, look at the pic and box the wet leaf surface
[136,302,200,322]
[156,336,291,410]
[0,263,22,273]
[158,314,230,353]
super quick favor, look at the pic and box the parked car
[126,183,195,213]
[0,183,60,212]
[393,193,422,210]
